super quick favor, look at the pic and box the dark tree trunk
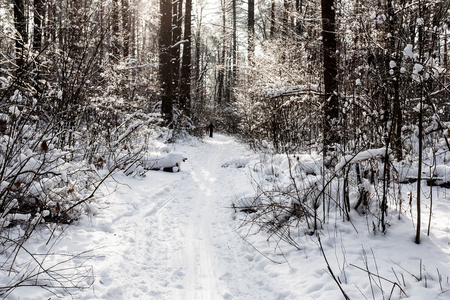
[131,6,136,58]
[112,0,121,61]
[387,0,403,160]
[172,0,183,101]
[217,0,227,104]
[416,94,423,244]
[33,0,44,51]
[270,0,276,38]
[321,0,339,154]
[45,1,56,49]
[122,0,130,58]
[14,0,27,70]
[296,0,303,34]
[232,0,237,87]
[282,0,289,36]
[248,0,255,64]
[415,5,425,245]
[159,0,173,122]
[180,0,192,115]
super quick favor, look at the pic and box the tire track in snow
[174,135,283,300]
[183,140,224,299]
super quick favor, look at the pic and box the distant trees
[2,0,449,237]
[218,0,449,157]
[204,0,449,240]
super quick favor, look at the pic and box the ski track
[85,134,281,300]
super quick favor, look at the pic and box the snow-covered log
[335,148,387,172]
[143,152,187,173]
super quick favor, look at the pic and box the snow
[434,165,450,185]
[2,135,450,300]
[0,77,8,88]
[403,44,415,59]
[143,152,186,171]
[413,63,423,74]
[335,147,387,172]
[8,105,20,117]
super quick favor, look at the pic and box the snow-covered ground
[4,134,450,299]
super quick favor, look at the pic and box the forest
[0,0,450,299]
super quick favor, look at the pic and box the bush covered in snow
[0,86,178,297]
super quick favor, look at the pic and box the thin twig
[318,234,350,300]
[350,263,407,297]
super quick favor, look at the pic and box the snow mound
[143,152,186,172]
[433,165,450,186]
[221,155,257,168]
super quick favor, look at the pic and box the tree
[231,0,237,90]
[159,0,174,123]
[270,0,276,38]
[248,0,255,63]
[321,0,339,157]
[172,0,182,98]
[112,0,121,61]
[215,0,228,105]
[179,0,192,115]
[33,0,44,52]
[13,0,27,71]
[122,0,131,58]
[295,0,304,34]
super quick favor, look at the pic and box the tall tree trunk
[416,92,423,244]
[14,0,27,70]
[192,2,202,106]
[386,0,403,160]
[445,34,448,75]
[248,0,255,64]
[172,0,182,102]
[321,0,339,157]
[232,0,237,88]
[112,0,121,61]
[122,0,130,58]
[282,0,289,36]
[45,1,56,50]
[33,0,44,51]
[159,0,173,123]
[296,0,303,34]
[270,0,276,38]
[415,1,425,245]
[131,3,137,58]
[180,0,192,115]
[217,0,226,105]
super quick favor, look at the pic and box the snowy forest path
[80,134,283,300]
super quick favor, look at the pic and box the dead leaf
[41,140,48,152]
